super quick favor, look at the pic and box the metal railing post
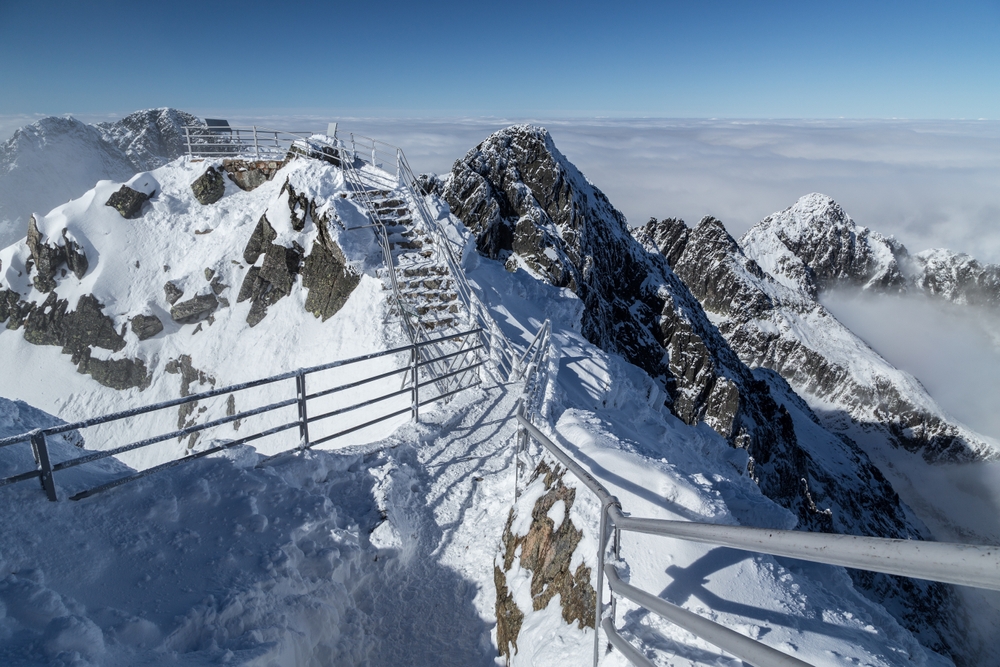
[296,372,309,448]
[253,126,260,160]
[30,431,57,501]
[411,345,420,422]
[184,126,192,157]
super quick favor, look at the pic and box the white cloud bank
[205,115,1000,263]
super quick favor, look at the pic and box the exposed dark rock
[23,292,125,355]
[191,166,225,205]
[25,216,89,293]
[210,276,227,295]
[130,314,163,340]
[170,294,219,325]
[164,354,215,398]
[105,185,151,219]
[163,281,184,305]
[302,219,360,320]
[75,349,151,391]
[4,288,147,390]
[496,460,595,661]
[280,179,310,232]
[238,214,303,327]
[222,159,284,192]
[243,214,278,265]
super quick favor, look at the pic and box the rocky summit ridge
[431,125,993,664]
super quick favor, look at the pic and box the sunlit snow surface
[0,156,974,666]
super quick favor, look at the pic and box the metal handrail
[513,413,1000,667]
[1,329,483,501]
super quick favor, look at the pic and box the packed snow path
[355,383,519,666]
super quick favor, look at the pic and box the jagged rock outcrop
[638,213,978,662]
[191,166,226,205]
[238,182,359,326]
[302,221,360,321]
[438,126,830,527]
[0,289,149,390]
[496,460,595,662]
[105,185,151,219]
[25,216,88,292]
[238,215,303,327]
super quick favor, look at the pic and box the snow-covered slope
[0,109,200,249]
[0,154,398,470]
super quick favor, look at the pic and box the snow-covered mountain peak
[742,192,908,296]
[95,107,201,173]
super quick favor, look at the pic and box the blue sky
[1,0,998,118]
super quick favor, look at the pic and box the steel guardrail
[514,413,1000,667]
[1,329,483,501]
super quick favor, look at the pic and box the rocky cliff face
[435,126,838,529]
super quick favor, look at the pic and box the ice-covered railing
[514,416,1000,667]
[0,330,483,502]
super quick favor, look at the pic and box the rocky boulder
[170,294,219,325]
[190,166,226,205]
[302,223,360,321]
[130,314,163,340]
[238,215,303,327]
[105,185,151,219]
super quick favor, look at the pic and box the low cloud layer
[822,290,1000,443]
[214,115,1000,264]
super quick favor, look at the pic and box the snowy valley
[0,110,999,667]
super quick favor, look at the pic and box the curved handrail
[514,412,1000,667]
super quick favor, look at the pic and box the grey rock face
[105,185,151,219]
[237,215,303,327]
[191,166,226,205]
[302,221,360,321]
[163,281,184,305]
[0,288,148,390]
[130,314,163,340]
[25,216,88,293]
[912,248,1000,308]
[170,294,219,325]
